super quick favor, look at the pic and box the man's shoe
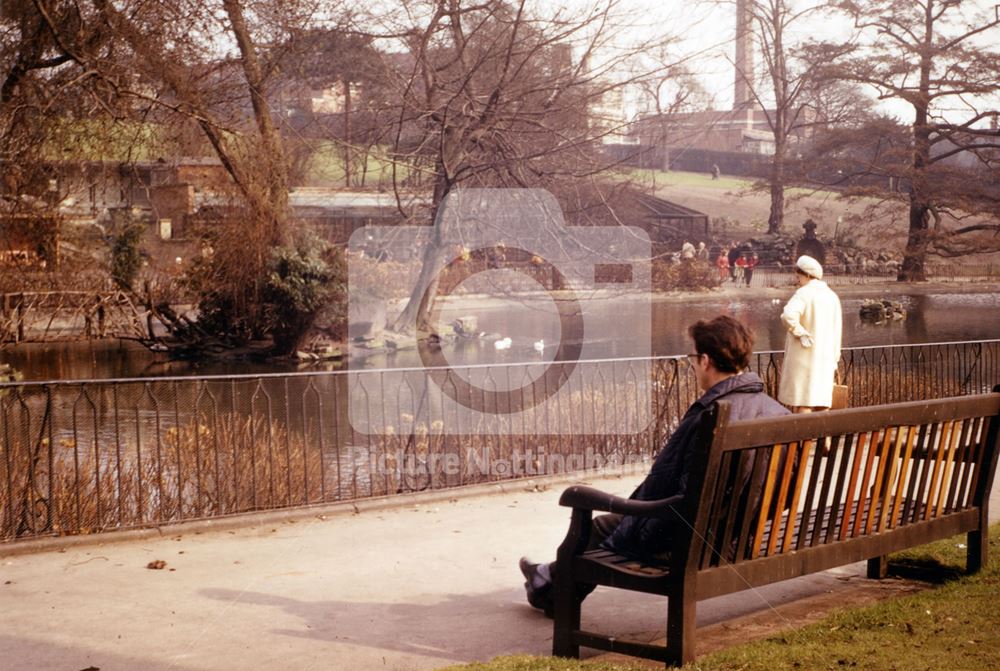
[519,557,554,617]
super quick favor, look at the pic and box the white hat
[796,255,823,279]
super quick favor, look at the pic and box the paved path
[2,472,998,671]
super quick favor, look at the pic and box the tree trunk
[223,0,289,247]
[898,16,934,284]
[390,168,451,333]
[765,9,787,237]
[767,154,785,234]
[343,76,352,188]
[390,240,448,334]
[898,197,929,281]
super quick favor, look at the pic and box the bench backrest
[675,392,1000,599]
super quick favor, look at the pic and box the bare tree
[724,0,859,234]
[28,0,329,343]
[827,0,1000,280]
[1,1,114,210]
[359,0,676,331]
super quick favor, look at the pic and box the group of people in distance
[520,254,843,616]
[675,240,709,264]
[716,241,759,287]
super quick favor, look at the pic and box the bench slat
[902,422,934,524]
[782,441,810,552]
[935,419,964,518]
[751,444,783,559]
[825,433,856,544]
[942,419,971,514]
[717,395,1000,451]
[768,441,798,555]
[851,431,878,538]
[701,451,734,568]
[888,426,918,529]
[718,451,753,565]
[925,420,954,521]
[913,421,945,523]
[839,433,866,541]
[880,426,909,532]
[809,437,841,548]
[949,416,982,512]
[795,438,824,550]
[865,429,895,534]
[735,444,771,563]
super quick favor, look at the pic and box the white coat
[777,278,843,408]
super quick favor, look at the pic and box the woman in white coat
[778,255,843,412]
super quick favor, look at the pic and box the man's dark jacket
[603,372,788,557]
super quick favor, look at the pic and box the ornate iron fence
[1,339,997,543]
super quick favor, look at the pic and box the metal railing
[1,339,997,543]
[719,263,1000,288]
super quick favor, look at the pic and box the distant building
[633,107,778,155]
[590,86,634,145]
[629,0,802,161]
[276,79,360,117]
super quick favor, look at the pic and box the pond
[2,290,999,381]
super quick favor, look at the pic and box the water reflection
[2,292,999,381]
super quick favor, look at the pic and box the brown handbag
[831,371,849,409]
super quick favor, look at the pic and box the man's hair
[688,316,753,373]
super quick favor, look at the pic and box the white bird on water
[494,337,512,351]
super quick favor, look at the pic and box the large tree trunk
[223,0,289,247]
[898,197,930,281]
[390,168,451,333]
[898,34,933,283]
[766,15,787,237]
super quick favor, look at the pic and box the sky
[593,0,999,124]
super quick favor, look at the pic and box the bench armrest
[558,485,684,521]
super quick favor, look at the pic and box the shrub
[263,232,346,355]
[652,259,722,291]
[110,223,145,291]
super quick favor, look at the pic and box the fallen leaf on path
[146,560,167,570]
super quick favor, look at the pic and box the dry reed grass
[1,413,324,540]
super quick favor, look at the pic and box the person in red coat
[734,253,747,285]
[715,252,729,281]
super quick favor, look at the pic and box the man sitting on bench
[519,315,789,615]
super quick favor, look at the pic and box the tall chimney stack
[734,0,754,112]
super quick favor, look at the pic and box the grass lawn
[303,141,411,186]
[623,168,752,192]
[622,168,825,199]
[440,524,1000,671]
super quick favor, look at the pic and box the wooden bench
[551,389,1000,666]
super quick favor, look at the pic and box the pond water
[2,291,999,382]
